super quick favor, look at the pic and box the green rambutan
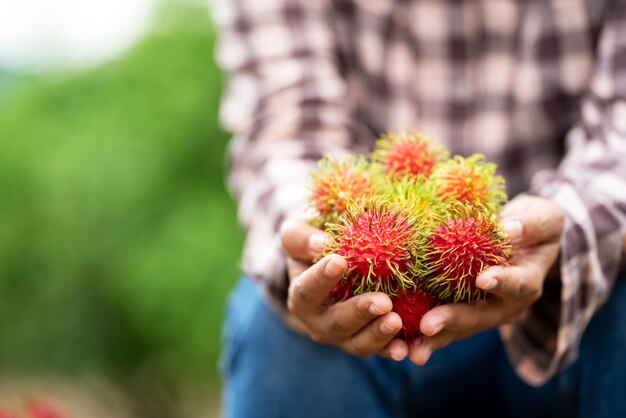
[425,204,511,303]
[308,156,377,225]
[431,153,506,210]
[391,286,440,342]
[385,178,444,223]
[372,132,448,181]
[325,198,428,295]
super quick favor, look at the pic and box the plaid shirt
[213,0,626,385]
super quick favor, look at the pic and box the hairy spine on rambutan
[308,155,378,226]
[325,198,429,295]
[384,178,444,223]
[372,132,448,182]
[392,286,440,342]
[425,204,511,303]
[431,153,507,210]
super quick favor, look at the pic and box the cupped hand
[280,217,410,360]
[409,195,565,365]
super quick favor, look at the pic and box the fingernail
[323,257,343,278]
[480,277,498,290]
[502,220,523,244]
[368,302,383,315]
[390,347,405,362]
[427,322,444,336]
[411,343,432,365]
[309,233,327,254]
[380,320,396,335]
[420,349,432,365]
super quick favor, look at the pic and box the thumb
[500,197,565,247]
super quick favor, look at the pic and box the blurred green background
[0,0,242,414]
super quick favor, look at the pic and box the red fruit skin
[0,410,17,418]
[429,216,509,302]
[312,167,375,219]
[337,206,414,282]
[437,164,488,205]
[385,140,437,180]
[328,278,355,302]
[392,287,439,342]
[26,401,64,418]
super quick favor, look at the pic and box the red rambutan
[326,198,428,295]
[26,401,64,418]
[426,204,511,303]
[431,154,506,210]
[327,277,356,303]
[309,156,377,225]
[392,287,439,342]
[372,132,448,181]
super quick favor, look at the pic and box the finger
[419,302,503,336]
[321,292,393,339]
[342,312,402,357]
[380,339,409,362]
[500,197,564,247]
[409,333,456,366]
[280,217,327,261]
[286,257,310,280]
[476,264,541,301]
[288,254,347,316]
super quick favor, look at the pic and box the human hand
[280,217,409,360]
[409,195,565,365]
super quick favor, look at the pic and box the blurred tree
[0,0,242,389]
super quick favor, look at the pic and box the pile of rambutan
[307,132,511,342]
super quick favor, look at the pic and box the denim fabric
[221,276,626,418]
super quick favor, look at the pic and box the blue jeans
[221,276,626,418]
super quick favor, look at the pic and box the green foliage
[0,2,242,384]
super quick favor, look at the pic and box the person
[212,0,626,417]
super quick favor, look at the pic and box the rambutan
[26,402,64,418]
[325,198,428,295]
[385,178,443,223]
[0,410,17,418]
[372,132,448,181]
[392,287,440,342]
[431,154,506,210]
[308,156,377,225]
[327,277,356,303]
[425,204,511,302]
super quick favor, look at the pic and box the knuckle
[287,284,306,315]
[291,281,308,303]
[330,317,348,337]
[286,298,297,315]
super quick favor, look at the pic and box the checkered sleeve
[212,0,370,306]
[501,0,626,386]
